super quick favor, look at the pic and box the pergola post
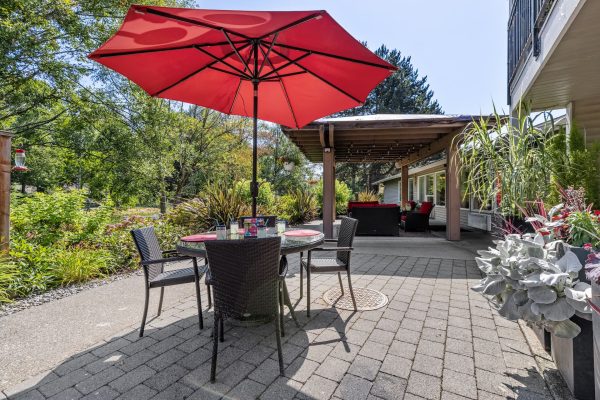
[0,131,12,251]
[401,164,409,205]
[322,147,335,238]
[446,144,461,241]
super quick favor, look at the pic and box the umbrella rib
[194,45,252,80]
[228,80,243,114]
[152,42,252,96]
[222,30,250,73]
[257,11,325,40]
[257,33,278,76]
[143,7,251,39]
[90,42,242,59]
[261,71,307,81]
[264,41,396,70]
[259,51,311,80]
[258,44,299,128]
[270,48,362,104]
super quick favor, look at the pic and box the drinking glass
[216,225,227,240]
[257,226,267,238]
[277,220,287,234]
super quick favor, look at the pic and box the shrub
[234,179,276,214]
[313,179,353,216]
[278,189,318,225]
[357,191,379,202]
[51,248,113,285]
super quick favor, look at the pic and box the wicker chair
[131,227,209,337]
[238,215,277,227]
[300,216,359,317]
[204,237,285,382]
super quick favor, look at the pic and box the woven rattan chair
[238,215,277,227]
[131,227,208,337]
[300,216,359,317]
[204,237,285,382]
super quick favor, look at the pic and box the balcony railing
[508,0,556,89]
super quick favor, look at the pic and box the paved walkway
[1,236,561,399]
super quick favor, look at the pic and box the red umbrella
[89,5,396,216]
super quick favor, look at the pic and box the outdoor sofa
[348,202,400,236]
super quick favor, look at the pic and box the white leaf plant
[473,233,592,338]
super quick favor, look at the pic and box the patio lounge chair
[400,201,435,232]
[300,216,359,317]
[204,237,285,382]
[131,227,208,337]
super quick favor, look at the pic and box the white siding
[383,178,400,204]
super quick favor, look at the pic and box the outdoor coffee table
[176,228,325,328]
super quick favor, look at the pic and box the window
[418,176,426,201]
[408,178,414,201]
[435,172,446,206]
[426,175,434,203]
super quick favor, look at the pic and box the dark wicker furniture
[300,217,359,317]
[400,202,435,232]
[204,237,285,382]
[131,227,209,337]
[350,205,400,236]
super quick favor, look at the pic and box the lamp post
[0,131,12,251]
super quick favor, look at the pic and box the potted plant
[473,232,594,399]
[584,252,600,400]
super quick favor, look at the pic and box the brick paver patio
[2,241,557,400]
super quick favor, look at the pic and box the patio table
[176,228,325,327]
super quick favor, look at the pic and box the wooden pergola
[282,114,481,241]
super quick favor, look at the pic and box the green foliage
[51,249,112,285]
[566,211,600,248]
[313,179,353,216]
[456,106,556,216]
[278,189,318,225]
[547,123,600,207]
[234,179,276,214]
[357,191,380,202]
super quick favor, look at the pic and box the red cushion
[348,201,379,210]
[401,215,407,221]
[419,202,434,215]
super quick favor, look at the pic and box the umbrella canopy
[89,5,396,215]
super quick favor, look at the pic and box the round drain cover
[323,287,388,311]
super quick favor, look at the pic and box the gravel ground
[0,269,142,318]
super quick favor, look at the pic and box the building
[508,0,600,143]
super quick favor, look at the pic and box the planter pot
[593,282,600,400]
[551,314,595,400]
[571,246,592,284]
[531,324,552,353]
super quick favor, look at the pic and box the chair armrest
[324,239,338,243]
[162,250,178,256]
[310,247,353,252]
[141,256,192,265]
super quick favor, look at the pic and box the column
[322,147,335,239]
[446,144,461,241]
[401,164,409,205]
[0,131,12,251]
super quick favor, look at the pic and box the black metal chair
[131,227,209,337]
[300,216,359,317]
[204,237,284,382]
[238,215,277,227]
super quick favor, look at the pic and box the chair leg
[210,313,219,382]
[306,267,311,318]
[283,281,300,328]
[279,282,285,337]
[219,317,224,342]
[337,272,345,295]
[157,287,164,316]
[139,286,150,337]
[194,277,204,330]
[274,310,284,376]
[206,284,212,309]
[299,252,304,299]
[346,269,357,311]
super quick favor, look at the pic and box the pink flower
[584,243,594,251]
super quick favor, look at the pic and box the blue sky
[195,0,509,116]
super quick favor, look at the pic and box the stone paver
[1,237,562,400]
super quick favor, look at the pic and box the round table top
[176,228,325,257]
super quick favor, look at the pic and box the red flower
[584,243,593,251]
[594,210,600,216]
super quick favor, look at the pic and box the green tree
[335,45,443,194]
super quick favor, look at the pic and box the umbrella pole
[251,81,258,217]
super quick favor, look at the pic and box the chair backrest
[238,215,277,227]
[131,227,164,280]
[336,217,358,265]
[419,202,434,216]
[205,237,281,319]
